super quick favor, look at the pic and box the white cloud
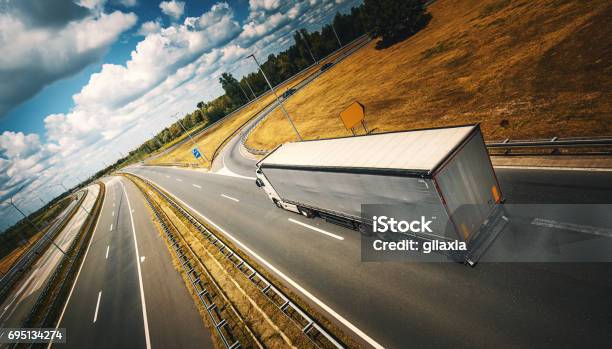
[0,132,42,159]
[239,1,308,46]
[249,0,282,12]
[119,0,138,7]
[138,19,162,35]
[74,2,240,109]
[159,0,185,20]
[0,8,137,117]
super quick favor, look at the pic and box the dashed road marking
[93,291,102,323]
[221,194,239,202]
[289,218,345,240]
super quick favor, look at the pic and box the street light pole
[27,189,46,206]
[330,22,342,47]
[297,30,317,64]
[54,182,91,215]
[2,188,68,257]
[150,133,163,148]
[244,78,257,99]
[246,54,303,141]
[173,114,209,162]
[237,81,251,102]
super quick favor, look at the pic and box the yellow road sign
[339,101,365,130]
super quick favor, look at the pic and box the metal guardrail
[134,175,345,349]
[0,194,85,304]
[242,134,612,158]
[143,162,198,168]
[486,136,612,155]
[140,188,243,349]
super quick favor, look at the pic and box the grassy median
[245,0,611,151]
[127,174,360,348]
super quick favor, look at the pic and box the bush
[364,0,429,46]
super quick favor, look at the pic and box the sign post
[339,101,368,135]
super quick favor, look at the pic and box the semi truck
[255,124,505,264]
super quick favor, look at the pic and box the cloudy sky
[0,0,361,230]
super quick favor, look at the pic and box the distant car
[281,88,296,99]
[320,62,334,72]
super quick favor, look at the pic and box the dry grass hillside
[246,0,611,150]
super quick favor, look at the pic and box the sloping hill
[246,0,611,150]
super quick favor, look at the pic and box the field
[147,38,367,167]
[245,0,611,150]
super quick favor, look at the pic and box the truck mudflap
[463,205,509,266]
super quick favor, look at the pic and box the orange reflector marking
[492,186,501,204]
[461,223,470,240]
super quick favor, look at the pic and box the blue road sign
[192,148,201,159]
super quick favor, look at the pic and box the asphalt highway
[126,162,612,349]
[54,176,212,348]
[0,187,98,332]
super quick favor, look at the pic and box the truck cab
[255,168,299,213]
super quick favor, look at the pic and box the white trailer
[255,124,504,263]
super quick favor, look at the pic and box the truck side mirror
[255,178,264,187]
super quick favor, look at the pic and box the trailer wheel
[298,206,315,218]
[356,222,373,236]
[273,199,282,208]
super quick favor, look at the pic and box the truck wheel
[356,222,373,236]
[298,207,315,218]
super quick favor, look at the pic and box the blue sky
[0,0,250,136]
[0,0,361,230]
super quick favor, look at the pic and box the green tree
[363,0,427,44]
[219,73,247,107]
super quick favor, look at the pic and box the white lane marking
[140,256,146,263]
[93,291,102,323]
[105,245,110,259]
[144,179,384,349]
[112,211,114,217]
[175,178,183,182]
[113,202,115,207]
[110,224,113,231]
[494,165,612,172]
[288,218,345,241]
[48,178,106,348]
[531,218,612,237]
[119,179,152,349]
[165,175,170,178]
[192,184,202,189]
[221,194,240,202]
